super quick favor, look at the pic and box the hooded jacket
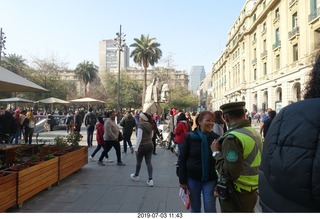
[96,122,104,145]
[259,98,320,212]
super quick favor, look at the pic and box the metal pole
[117,25,121,111]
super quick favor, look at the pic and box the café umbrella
[70,97,105,110]
[0,66,48,92]
[37,97,70,110]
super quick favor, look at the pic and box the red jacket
[174,121,189,144]
[96,122,104,145]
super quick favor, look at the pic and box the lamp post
[114,25,126,111]
[0,28,6,64]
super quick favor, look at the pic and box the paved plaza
[5,122,262,213]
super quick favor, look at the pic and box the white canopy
[0,66,48,92]
[38,97,70,104]
[0,97,35,103]
[70,97,105,109]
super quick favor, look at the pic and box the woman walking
[100,110,125,166]
[130,112,154,187]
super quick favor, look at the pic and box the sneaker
[117,162,125,166]
[130,148,134,153]
[105,158,113,163]
[89,156,96,162]
[97,161,105,166]
[130,173,139,181]
[147,179,154,187]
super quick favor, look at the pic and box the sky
[0,0,246,74]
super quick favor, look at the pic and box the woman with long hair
[23,111,36,144]
[178,111,220,212]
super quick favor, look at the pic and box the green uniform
[214,120,262,212]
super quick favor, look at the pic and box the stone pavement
[6,123,262,213]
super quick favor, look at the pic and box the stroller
[156,124,170,148]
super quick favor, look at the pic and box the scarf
[189,128,210,181]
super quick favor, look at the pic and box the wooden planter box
[58,146,88,181]
[16,157,59,205]
[0,171,17,212]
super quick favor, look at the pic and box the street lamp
[114,25,126,111]
[0,28,7,64]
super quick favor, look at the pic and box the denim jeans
[187,177,217,212]
[86,125,94,146]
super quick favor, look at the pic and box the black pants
[103,140,122,163]
[86,125,94,147]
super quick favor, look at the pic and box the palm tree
[74,61,98,96]
[1,53,28,77]
[130,34,162,103]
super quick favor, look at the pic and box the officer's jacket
[215,120,262,191]
[259,98,320,212]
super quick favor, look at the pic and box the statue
[143,77,169,114]
[160,83,169,102]
[145,78,159,103]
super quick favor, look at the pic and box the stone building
[208,0,320,113]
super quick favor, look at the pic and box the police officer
[210,101,262,212]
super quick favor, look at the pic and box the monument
[143,78,169,114]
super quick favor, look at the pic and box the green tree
[100,71,142,110]
[74,61,98,96]
[166,86,199,110]
[130,34,162,103]
[1,53,28,77]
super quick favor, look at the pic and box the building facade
[123,67,189,89]
[189,66,206,94]
[99,39,130,75]
[208,0,320,113]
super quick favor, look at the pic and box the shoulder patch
[226,134,235,139]
[226,150,238,163]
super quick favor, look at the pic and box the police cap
[220,101,246,113]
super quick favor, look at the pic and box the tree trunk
[142,67,147,104]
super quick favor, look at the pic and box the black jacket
[179,128,219,184]
[120,114,136,135]
[259,98,320,212]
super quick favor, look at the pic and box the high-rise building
[99,39,129,75]
[189,66,206,94]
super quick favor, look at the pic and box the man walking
[84,108,97,147]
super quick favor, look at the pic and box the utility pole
[0,28,7,64]
[114,25,126,111]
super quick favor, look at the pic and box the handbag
[118,131,123,141]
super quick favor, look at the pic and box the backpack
[86,113,97,126]
[29,120,35,128]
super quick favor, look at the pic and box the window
[293,43,299,61]
[254,33,256,41]
[253,13,257,21]
[275,28,280,42]
[254,68,257,80]
[275,8,280,19]
[263,63,267,76]
[263,39,267,51]
[276,54,280,69]
[292,12,298,28]
[263,22,267,32]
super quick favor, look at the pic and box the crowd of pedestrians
[2,51,320,213]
